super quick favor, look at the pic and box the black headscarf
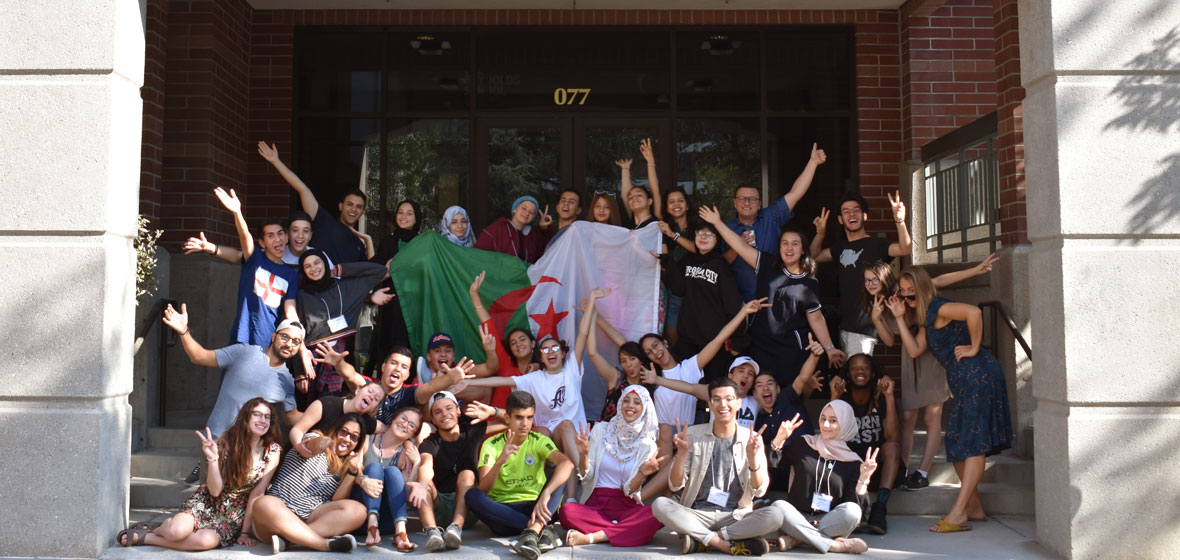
[298,248,336,293]
[392,200,423,243]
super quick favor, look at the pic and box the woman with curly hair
[115,398,283,549]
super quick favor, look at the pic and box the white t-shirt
[653,355,704,427]
[710,395,760,430]
[595,450,628,491]
[416,357,436,384]
[514,353,585,431]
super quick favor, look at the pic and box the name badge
[810,492,833,513]
[327,315,348,333]
[707,487,729,507]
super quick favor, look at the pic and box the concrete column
[1020,1,1180,558]
[0,1,144,558]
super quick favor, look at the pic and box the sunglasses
[899,294,917,302]
[593,190,617,198]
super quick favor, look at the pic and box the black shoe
[681,534,709,554]
[328,534,356,553]
[512,530,541,560]
[728,537,769,556]
[865,501,888,535]
[538,524,562,552]
[903,470,929,490]
[183,462,200,484]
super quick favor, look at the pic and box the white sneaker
[271,535,287,555]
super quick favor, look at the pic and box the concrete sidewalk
[105,512,1056,559]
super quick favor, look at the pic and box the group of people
[115,138,1014,556]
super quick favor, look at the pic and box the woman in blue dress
[886,266,1012,534]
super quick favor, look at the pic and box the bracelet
[672,233,680,242]
[824,344,834,351]
[208,457,218,462]
[894,220,904,224]
[357,474,366,484]
[749,464,762,472]
[474,305,485,309]
[647,163,656,167]
[856,478,869,486]
[212,245,218,256]
[179,328,190,337]
[348,469,359,477]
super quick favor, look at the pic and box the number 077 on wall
[553,88,590,105]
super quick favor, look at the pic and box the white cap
[429,390,459,410]
[275,319,305,339]
[728,356,760,375]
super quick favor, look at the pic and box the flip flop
[116,528,149,547]
[930,519,973,533]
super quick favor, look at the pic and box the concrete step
[131,449,201,480]
[147,427,200,451]
[130,476,197,509]
[882,482,1036,516]
[921,453,1034,486]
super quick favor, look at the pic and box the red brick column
[993,0,1026,245]
[140,0,167,223]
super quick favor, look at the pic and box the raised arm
[183,232,244,264]
[700,205,758,268]
[573,288,609,363]
[791,334,825,396]
[640,138,662,220]
[696,298,768,369]
[466,324,500,378]
[782,143,827,211]
[213,187,254,259]
[887,191,912,257]
[414,360,476,405]
[469,271,492,323]
[933,253,998,288]
[258,141,320,220]
[161,303,218,367]
[879,377,899,442]
[616,158,634,211]
[811,208,833,263]
[586,308,621,391]
[196,429,223,497]
[312,343,366,393]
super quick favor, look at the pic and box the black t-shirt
[313,395,377,436]
[312,209,367,264]
[843,394,888,457]
[750,253,822,348]
[773,438,868,516]
[828,236,892,335]
[420,419,488,494]
[755,385,814,449]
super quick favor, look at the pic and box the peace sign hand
[196,427,219,462]
[499,429,521,461]
[773,413,804,449]
[672,419,691,453]
[813,208,830,237]
[859,447,880,480]
[539,205,554,228]
[574,421,591,459]
[888,191,906,222]
[640,138,655,163]
[741,297,771,316]
[479,324,497,352]
[972,253,999,276]
[871,294,886,321]
[639,454,671,476]
[746,425,766,463]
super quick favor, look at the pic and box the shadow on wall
[1103,26,1180,241]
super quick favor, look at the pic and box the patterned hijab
[603,385,659,463]
[802,400,862,463]
[440,205,476,247]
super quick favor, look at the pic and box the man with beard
[162,305,303,481]
[809,191,911,356]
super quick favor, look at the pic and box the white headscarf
[802,400,862,463]
[603,385,659,463]
[440,205,476,247]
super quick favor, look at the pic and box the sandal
[365,524,381,547]
[930,519,973,533]
[130,521,162,532]
[395,531,416,552]
[116,528,149,547]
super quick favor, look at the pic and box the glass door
[575,119,671,221]
[473,118,573,229]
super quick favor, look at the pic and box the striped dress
[264,444,342,520]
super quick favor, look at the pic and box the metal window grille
[922,135,1002,263]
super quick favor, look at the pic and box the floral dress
[925,297,1013,462]
[178,442,281,547]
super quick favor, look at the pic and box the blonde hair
[898,266,937,327]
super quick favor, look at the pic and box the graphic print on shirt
[254,268,289,308]
[685,265,719,284]
[850,410,883,445]
[838,248,865,268]
[550,385,566,410]
[737,405,756,425]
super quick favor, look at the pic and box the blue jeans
[352,462,407,534]
[464,487,564,536]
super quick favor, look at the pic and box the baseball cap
[728,356,760,375]
[275,319,305,339]
[429,390,459,409]
[427,332,454,350]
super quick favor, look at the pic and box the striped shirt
[265,444,341,520]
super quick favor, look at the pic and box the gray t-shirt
[692,433,744,511]
[207,344,296,437]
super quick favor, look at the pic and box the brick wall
[140,0,167,223]
[158,0,254,247]
[901,0,997,160]
[993,0,1026,245]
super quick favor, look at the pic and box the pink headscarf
[802,400,862,463]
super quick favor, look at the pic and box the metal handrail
[979,300,1031,361]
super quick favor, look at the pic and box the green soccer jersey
[478,431,557,503]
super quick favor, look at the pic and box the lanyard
[316,284,343,319]
[813,455,834,497]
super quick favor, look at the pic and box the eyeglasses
[734,196,761,204]
[593,190,617,198]
[339,430,361,443]
[540,346,562,355]
[395,414,419,431]
[709,395,740,405]
[695,231,717,239]
[250,411,272,421]
[899,294,917,302]
[276,333,303,346]
[864,277,881,286]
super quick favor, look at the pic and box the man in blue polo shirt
[722,143,827,301]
